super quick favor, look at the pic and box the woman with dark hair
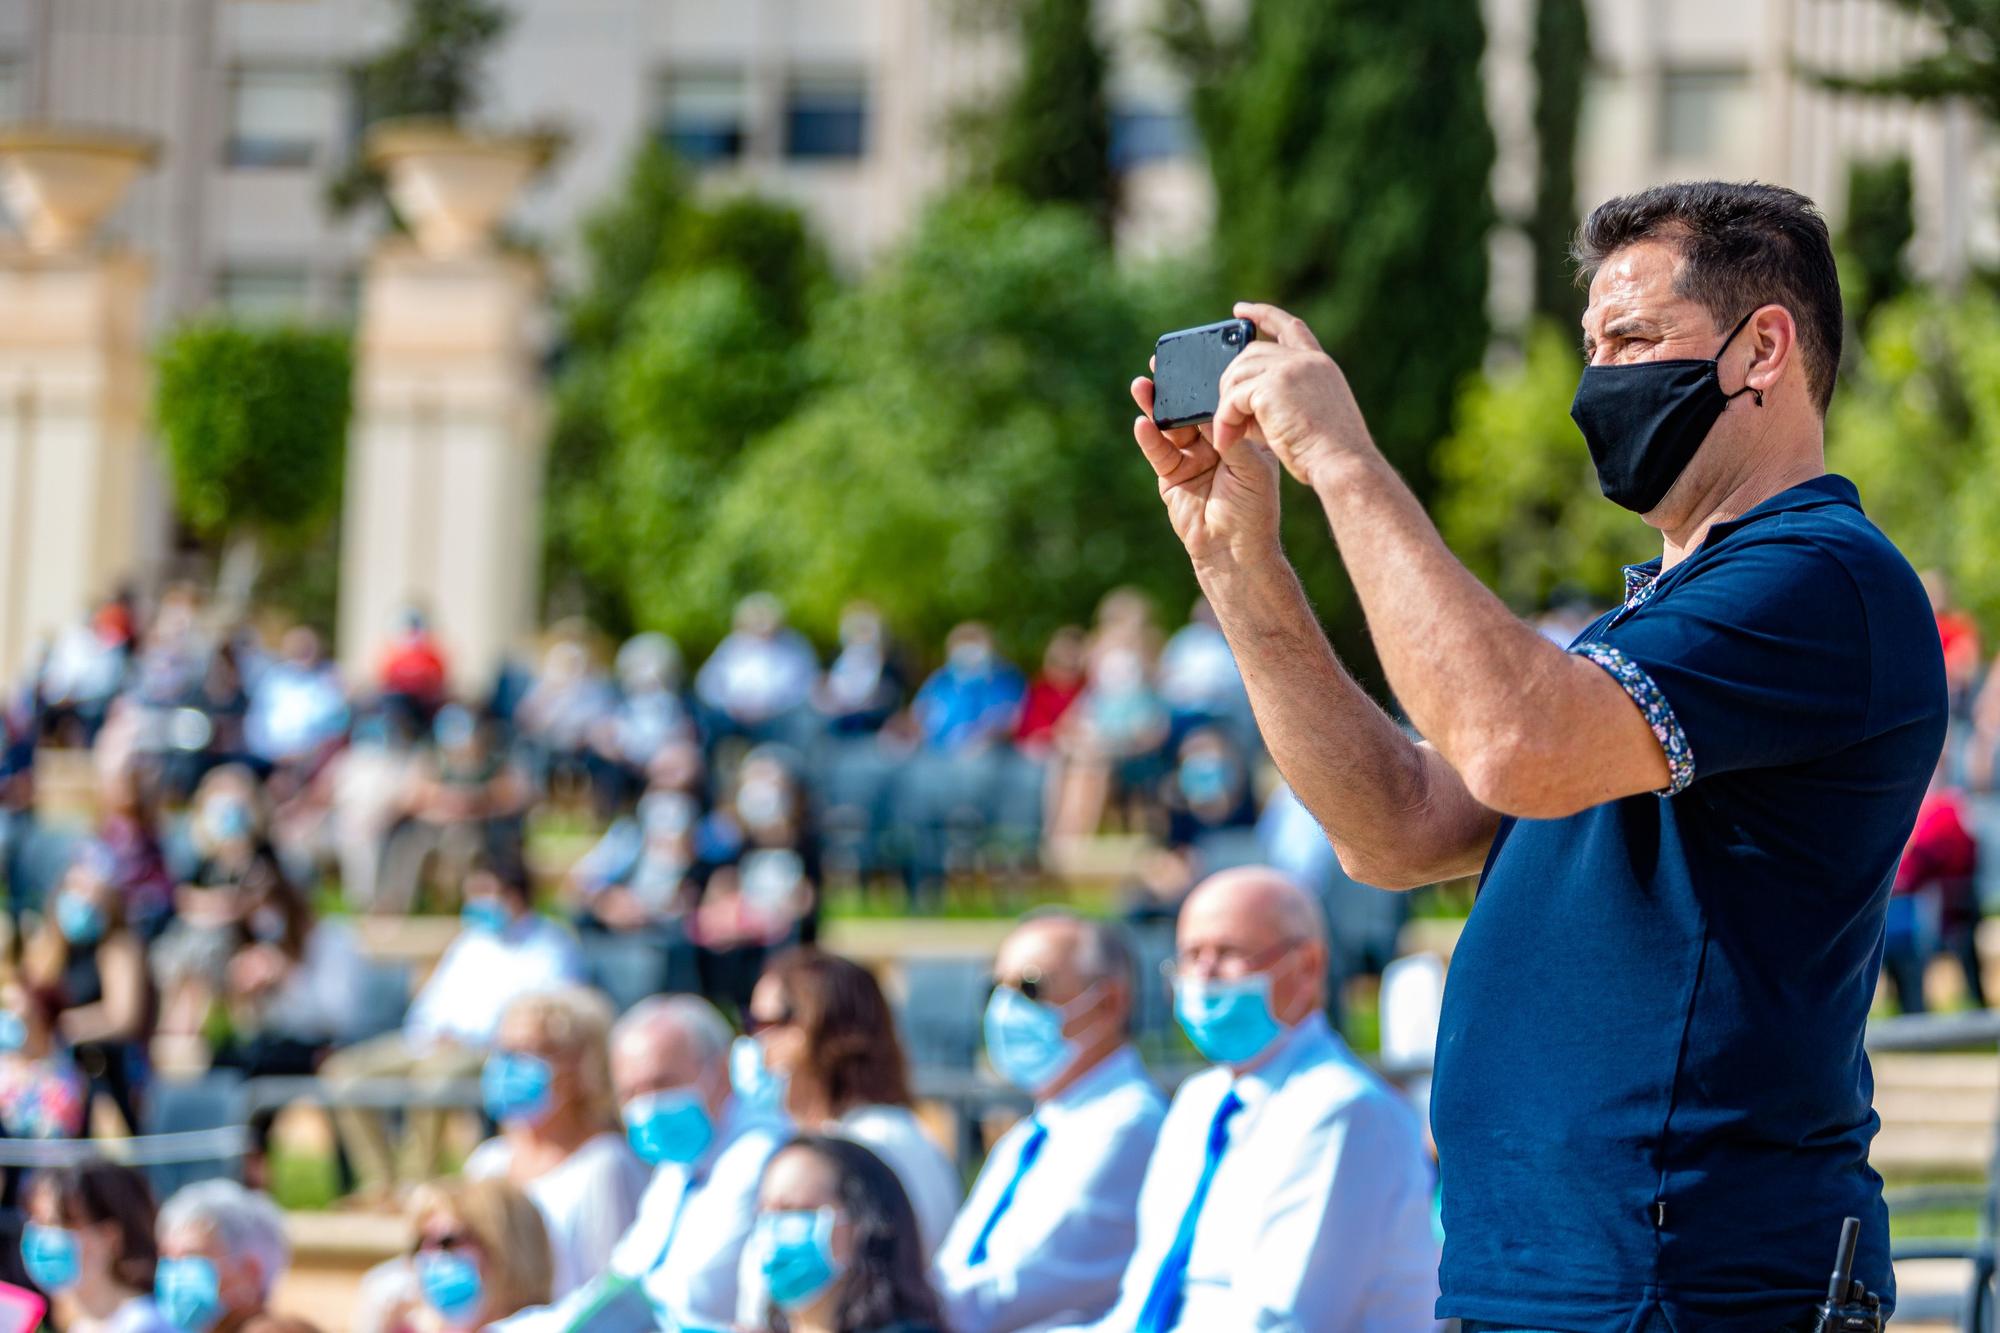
[21,1160,173,1330]
[750,1136,949,1333]
[741,951,959,1253]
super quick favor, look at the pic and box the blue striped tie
[1136,1089,1244,1333]
[966,1118,1048,1266]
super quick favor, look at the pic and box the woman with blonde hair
[390,1177,553,1332]
[463,985,650,1296]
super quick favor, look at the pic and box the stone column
[338,123,558,698]
[0,128,156,684]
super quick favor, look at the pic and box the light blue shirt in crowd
[492,1096,789,1332]
[1070,1014,1441,1333]
[935,1045,1165,1333]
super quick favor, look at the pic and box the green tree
[1839,155,1915,335]
[1159,0,1497,666]
[541,139,831,632]
[1434,323,1651,611]
[1530,0,1591,324]
[328,0,514,213]
[153,323,353,612]
[1814,1,2000,123]
[671,193,1193,654]
[961,0,1117,234]
[1827,290,2000,630]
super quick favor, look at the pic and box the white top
[835,1103,962,1255]
[734,1101,963,1327]
[935,1047,1166,1333]
[466,1130,653,1298]
[402,916,584,1051]
[491,1100,790,1333]
[259,919,367,1042]
[1070,1015,1441,1333]
[91,1296,175,1333]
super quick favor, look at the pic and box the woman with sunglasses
[740,951,959,1255]
[749,1136,948,1333]
[19,1161,171,1331]
[463,986,650,1297]
[386,1177,552,1333]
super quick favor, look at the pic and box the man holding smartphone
[1133,180,1944,1332]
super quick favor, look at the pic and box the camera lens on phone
[1225,328,1241,344]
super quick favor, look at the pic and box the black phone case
[1152,318,1256,430]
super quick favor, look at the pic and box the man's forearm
[1307,451,1587,787]
[1196,548,1496,888]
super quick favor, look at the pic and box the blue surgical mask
[482,1051,555,1125]
[984,985,1079,1093]
[756,1208,842,1310]
[623,1088,716,1166]
[155,1255,224,1333]
[461,898,512,936]
[1176,971,1286,1065]
[55,894,104,947]
[730,1036,786,1116]
[418,1251,484,1325]
[20,1223,79,1292]
[0,1011,27,1053]
[1179,755,1234,806]
[204,797,254,843]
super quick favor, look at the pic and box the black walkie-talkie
[1814,1217,1884,1332]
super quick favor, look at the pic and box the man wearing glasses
[1065,868,1439,1333]
[935,911,1165,1332]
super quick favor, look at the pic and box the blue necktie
[1137,1089,1244,1333]
[966,1118,1049,1266]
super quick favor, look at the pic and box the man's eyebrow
[1582,314,1656,356]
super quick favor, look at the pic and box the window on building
[1658,68,1756,163]
[784,73,868,161]
[1110,102,1194,171]
[657,71,749,164]
[226,67,340,169]
[217,266,312,321]
[0,58,23,121]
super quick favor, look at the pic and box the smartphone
[1151,318,1256,430]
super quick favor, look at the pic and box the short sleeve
[1571,535,1872,789]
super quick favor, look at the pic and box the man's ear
[1743,305,1796,401]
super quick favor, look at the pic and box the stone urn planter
[365,118,561,259]
[0,126,157,252]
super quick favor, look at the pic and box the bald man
[936,911,1166,1332]
[1070,868,1439,1333]
[494,994,786,1332]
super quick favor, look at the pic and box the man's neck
[1035,1037,1124,1105]
[1660,449,1825,572]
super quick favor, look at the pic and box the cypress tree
[1530,0,1591,324]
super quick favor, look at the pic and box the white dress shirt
[936,1046,1166,1333]
[1076,1014,1441,1333]
[492,1099,790,1332]
[402,915,585,1051]
[466,1130,653,1297]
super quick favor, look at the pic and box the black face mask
[1569,308,1763,513]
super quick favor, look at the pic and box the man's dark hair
[1574,181,1843,415]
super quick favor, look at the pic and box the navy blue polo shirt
[1432,475,1946,1333]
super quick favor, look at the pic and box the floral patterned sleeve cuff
[1571,641,1696,795]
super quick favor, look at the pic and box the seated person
[322,856,583,1201]
[1126,729,1262,921]
[464,987,651,1297]
[584,633,694,817]
[567,790,703,938]
[21,1161,171,1331]
[493,995,788,1331]
[744,1136,949,1333]
[25,851,154,1132]
[935,913,1164,1332]
[694,594,819,747]
[692,753,820,1014]
[151,765,289,1039]
[378,706,530,914]
[814,604,906,736]
[0,977,87,1139]
[1063,868,1439,1332]
[155,1180,320,1332]
[387,1177,553,1333]
[737,950,960,1268]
